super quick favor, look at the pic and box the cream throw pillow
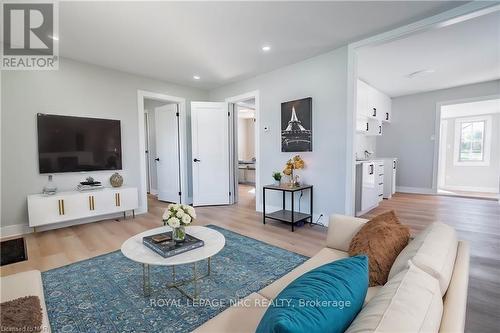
[346,263,443,333]
[388,222,458,295]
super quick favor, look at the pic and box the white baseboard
[440,185,499,193]
[396,186,436,195]
[0,224,33,239]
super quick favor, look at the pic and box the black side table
[262,184,313,232]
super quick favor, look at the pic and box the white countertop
[355,157,397,165]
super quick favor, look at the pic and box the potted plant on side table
[272,171,282,186]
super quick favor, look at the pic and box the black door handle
[155,158,160,161]
[373,108,377,117]
[194,158,201,162]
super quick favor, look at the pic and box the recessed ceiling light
[193,75,200,80]
[262,45,271,52]
[407,69,435,78]
[49,35,59,41]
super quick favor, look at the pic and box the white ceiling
[358,10,500,97]
[57,1,463,90]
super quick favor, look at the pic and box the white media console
[27,186,138,228]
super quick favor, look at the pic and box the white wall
[442,113,499,192]
[1,58,207,228]
[237,117,255,161]
[210,47,349,221]
[356,135,376,159]
[377,80,500,191]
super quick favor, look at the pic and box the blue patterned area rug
[42,225,308,332]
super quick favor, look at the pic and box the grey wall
[1,58,207,227]
[442,113,500,191]
[210,47,349,220]
[377,80,500,190]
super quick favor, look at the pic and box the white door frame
[144,110,152,194]
[345,2,500,215]
[432,94,500,192]
[225,90,260,211]
[137,90,188,214]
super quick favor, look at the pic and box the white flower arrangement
[163,204,196,228]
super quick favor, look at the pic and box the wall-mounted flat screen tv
[37,114,122,173]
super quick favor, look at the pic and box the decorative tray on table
[142,232,204,258]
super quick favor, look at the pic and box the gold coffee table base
[142,257,211,301]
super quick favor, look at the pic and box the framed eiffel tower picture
[281,97,312,152]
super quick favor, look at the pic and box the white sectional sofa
[194,214,470,333]
[0,270,51,332]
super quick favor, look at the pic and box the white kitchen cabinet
[356,79,392,127]
[356,118,382,136]
[361,162,376,212]
[367,84,381,120]
[382,158,397,199]
[381,93,392,123]
[356,80,369,117]
[376,161,385,202]
[356,160,384,215]
[27,187,138,228]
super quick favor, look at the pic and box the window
[459,120,485,161]
[454,116,492,166]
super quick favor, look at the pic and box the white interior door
[155,103,181,203]
[191,102,230,206]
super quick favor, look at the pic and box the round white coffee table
[121,225,225,299]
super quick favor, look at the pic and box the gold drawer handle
[58,199,65,215]
[115,193,121,207]
[89,196,95,210]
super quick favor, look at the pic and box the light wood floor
[1,185,499,332]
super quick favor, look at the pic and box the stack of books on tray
[143,232,204,258]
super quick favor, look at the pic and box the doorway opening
[436,97,500,200]
[346,3,500,214]
[226,91,260,210]
[137,91,188,214]
[235,99,257,207]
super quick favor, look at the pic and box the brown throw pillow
[348,210,410,286]
[0,296,43,333]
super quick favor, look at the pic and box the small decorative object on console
[110,172,123,187]
[81,176,97,185]
[77,177,103,191]
[162,204,197,242]
[272,171,282,186]
[283,155,305,187]
[42,175,57,195]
